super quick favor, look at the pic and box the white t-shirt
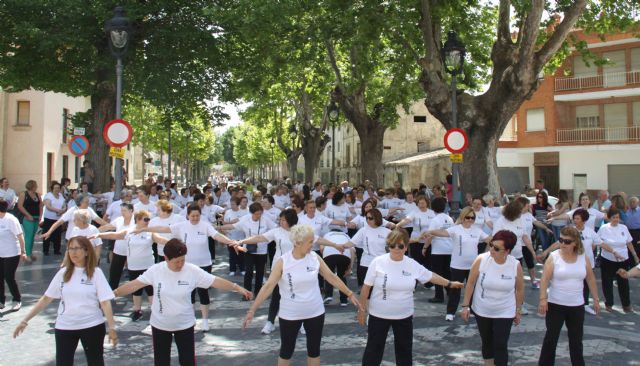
[69,225,102,248]
[274,194,291,210]
[170,221,219,267]
[405,209,436,242]
[311,190,323,200]
[322,231,352,259]
[105,200,124,221]
[263,207,281,226]
[448,225,488,270]
[277,252,325,320]
[0,188,17,209]
[492,217,527,259]
[111,216,136,256]
[262,227,294,267]
[578,226,601,269]
[351,225,391,267]
[428,213,454,255]
[61,207,99,240]
[365,253,432,319]
[43,192,66,220]
[233,216,276,255]
[598,223,633,262]
[471,252,519,318]
[472,207,491,232]
[44,267,114,330]
[137,262,215,331]
[324,203,351,233]
[350,215,391,230]
[149,214,186,256]
[567,207,605,231]
[298,214,333,250]
[223,209,248,240]
[0,213,23,258]
[134,201,158,217]
[547,251,587,307]
[125,231,155,271]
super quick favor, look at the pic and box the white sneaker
[201,319,210,332]
[229,271,236,276]
[445,314,454,321]
[241,271,246,276]
[300,326,306,335]
[340,301,348,307]
[584,305,596,315]
[323,297,333,305]
[261,321,275,335]
[10,302,21,311]
[520,304,529,315]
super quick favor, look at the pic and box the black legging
[430,254,451,300]
[0,255,21,303]
[55,323,106,366]
[244,254,267,295]
[447,268,470,315]
[600,257,631,307]
[268,285,281,323]
[42,218,62,254]
[361,314,413,366]
[152,325,195,366]
[279,313,325,360]
[323,255,350,302]
[268,241,276,268]
[538,302,585,366]
[474,314,514,366]
[355,248,365,287]
[109,253,127,290]
[191,265,212,305]
[129,269,153,296]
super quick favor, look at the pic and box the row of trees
[1,1,636,194]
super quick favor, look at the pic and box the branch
[497,0,512,44]
[535,0,587,67]
[325,39,344,87]
[517,0,544,61]
[395,31,421,65]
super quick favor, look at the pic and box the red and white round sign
[103,119,133,148]
[443,128,468,154]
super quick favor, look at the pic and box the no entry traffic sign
[68,135,90,157]
[443,128,468,154]
[103,119,133,148]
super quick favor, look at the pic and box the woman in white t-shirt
[143,203,244,331]
[538,226,600,366]
[41,193,107,244]
[41,181,66,255]
[95,210,161,321]
[223,197,249,275]
[63,209,103,259]
[0,200,26,311]
[99,202,135,289]
[359,228,463,366]
[422,197,454,303]
[483,194,503,235]
[13,236,117,365]
[149,199,186,263]
[427,206,490,321]
[597,207,638,312]
[549,192,605,232]
[324,192,352,233]
[242,225,360,366]
[461,230,524,366]
[397,196,435,271]
[114,239,252,365]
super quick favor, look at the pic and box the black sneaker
[130,310,143,321]
[428,297,444,303]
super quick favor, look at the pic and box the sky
[214,102,248,134]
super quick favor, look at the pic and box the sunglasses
[489,242,504,253]
[558,238,574,245]
[464,216,476,221]
[388,243,406,250]
[366,216,374,220]
[142,217,151,222]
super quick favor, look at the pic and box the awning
[384,148,450,166]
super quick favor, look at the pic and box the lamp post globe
[441,30,466,76]
[328,101,339,122]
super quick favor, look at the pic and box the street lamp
[327,101,339,184]
[441,30,466,218]
[270,136,275,181]
[105,6,131,198]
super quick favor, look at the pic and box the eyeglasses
[489,242,504,253]
[388,243,405,250]
[464,216,476,221]
[142,217,151,222]
[366,216,374,220]
[67,247,86,252]
[558,238,574,245]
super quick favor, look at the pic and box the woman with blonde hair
[13,236,117,365]
[538,226,600,365]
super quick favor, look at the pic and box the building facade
[497,30,640,200]
[0,88,143,193]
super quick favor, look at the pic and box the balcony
[556,126,640,144]
[555,70,640,92]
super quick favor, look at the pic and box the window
[337,142,340,152]
[17,101,30,126]
[573,56,595,77]
[417,141,430,152]
[576,105,599,129]
[62,155,69,179]
[345,144,351,167]
[320,158,324,168]
[413,115,427,123]
[632,48,640,71]
[603,50,626,87]
[634,102,640,126]
[526,108,545,132]
[355,143,361,166]
[604,103,628,141]
[62,108,69,143]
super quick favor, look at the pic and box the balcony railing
[556,126,640,143]
[554,70,640,92]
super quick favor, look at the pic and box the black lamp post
[105,6,131,198]
[327,101,339,184]
[270,136,275,181]
[441,30,466,217]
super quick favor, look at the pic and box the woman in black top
[532,191,553,250]
[16,180,42,262]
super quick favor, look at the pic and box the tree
[0,1,226,191]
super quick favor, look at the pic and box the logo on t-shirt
[197,231,206,235]
[177,280,189,286]
[402,270,412,276]
[500,274,513,280]
[80,277,93,286]
[306,266,316,272]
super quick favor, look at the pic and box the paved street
[2,242,640,366]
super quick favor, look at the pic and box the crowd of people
[1,173,640,365]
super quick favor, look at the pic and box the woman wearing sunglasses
[359,228,463,366]
[94,209,160,321]
[461,230,524,366]
[426,206,491,321]
[538,226,600,366]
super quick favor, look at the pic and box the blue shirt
[625,208,640,230]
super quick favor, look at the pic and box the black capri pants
[152,325,195,366]
[129,269,153,296]
[191,265,212,305]
[474,314,514,366]
[279,313,325,360]
[55,323,106,366]
[520,248,535,270]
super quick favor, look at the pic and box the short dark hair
[49,180,61,191]
[263,194,275,205]
[0,200,8,213]
[280,209,299,228]
[193,193,206,202]
[572,208,589,223]
[367,208,383,227]
[502,200,524,221]
[607,206,621,219]
[431,197,447,213]
[332,191,345,205]
[315,196,327,208]
[492,230,517,252]
[249,202,264,214]
[186,203,201,215]
[164,239,188,260]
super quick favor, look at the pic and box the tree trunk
[86,81,116,193]
[357,121,386,187]
[458,118,503,198]
[287,154,299,181]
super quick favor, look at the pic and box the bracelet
[461,305,469,308]
[446,280,451,288]
[247,310,255,314]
